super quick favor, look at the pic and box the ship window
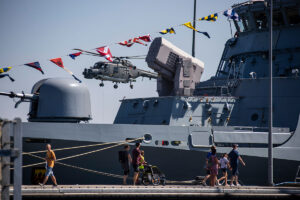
[286,6,300,26]
[242,16,250,31]
[251,113,259,121]
[233,13,251,32]
[254,12,267,30]
[171,141,181,146]
[25,138,51,143]
[236,20,245,32]
[273,11,284,27]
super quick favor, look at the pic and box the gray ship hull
[20,115,300,186]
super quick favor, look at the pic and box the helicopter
[76,49,158,89]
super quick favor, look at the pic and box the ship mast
[268,0,274,186]
[192,0,196,57]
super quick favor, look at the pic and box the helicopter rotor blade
[74,48,146,60]
[73,48,102,57]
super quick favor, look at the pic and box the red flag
[50,58,64,68]
[69,52,82,60]
[132,38,147,46]
[138,34,152,42]
[24,62,44,74]
[50,57,81,83]
[119,40,134,47]
[96,46,113,62]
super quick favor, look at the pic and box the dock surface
[9,184,300,199]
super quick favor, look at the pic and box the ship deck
[9,184,300,199]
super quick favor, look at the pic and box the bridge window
[234,14,251,32]
[236,20,245,32]
[273,11,284,27]
[254,12,267,30]
[286,6,300,26]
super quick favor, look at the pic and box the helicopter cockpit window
[94,63,103,69]
[253,12,267,30]
[285,6,300,26]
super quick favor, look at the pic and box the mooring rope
[26,152,124,179]
[26,152,194,183]
[23,140,129,155]
[13,136,194,184]
[16,137,143,169]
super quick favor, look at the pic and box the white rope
[21,137,143,168]
[26,152,124,179]
[23,140,129,155]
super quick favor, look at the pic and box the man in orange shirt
[40,144,58,187]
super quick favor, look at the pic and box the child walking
[218,153,230,186]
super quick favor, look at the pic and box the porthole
[143,134,152,144]
[251,113,259,121]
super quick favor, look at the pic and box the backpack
[207,155,213,168]
[118,151,126,163]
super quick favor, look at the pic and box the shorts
[221,168,228,173]
[121,163,130,175]
[231,166,239,176]
[45,165,54,177]
[210,168,218,176]
[132,164,139,173]
[206,170,210,175]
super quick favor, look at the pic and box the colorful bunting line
[119,40,134,47]
[183,22,210,38]
[50,57,81,83]
[0,7,241,83]
[24,62,44,74]
[0,67,14,82]
[118,34,152,47]
[138,34,152,42]
[199,13,218,22]
[96,46,113,62]
[223,9,240,21]
[159,27,176,35]
[0,67,12,74]
[69,52,82,60]
[0,74,15,82]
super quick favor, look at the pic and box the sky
[0,0,246,123]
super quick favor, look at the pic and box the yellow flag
[198,13,218,22]
[0,67,12,74]
[182,22,210,38]
[183,22,199,32]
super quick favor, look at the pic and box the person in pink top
[209,148,220,186]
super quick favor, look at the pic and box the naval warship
[1,0,300,186]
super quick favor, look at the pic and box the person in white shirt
[217,153,230,186]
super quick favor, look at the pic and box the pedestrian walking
[217,153,230,186]
[119,145,132,185]
[132,143,141,185]
[39,144,58,187]
[209,148,219,186]
[228,144,246,186]
[138,150,146,171]
[201,145,216,186]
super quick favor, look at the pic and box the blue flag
[223,9,240,21]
